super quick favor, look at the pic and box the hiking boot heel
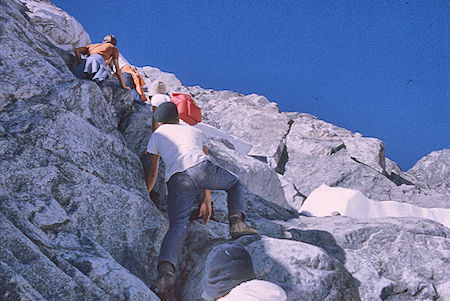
[229,212,259,239]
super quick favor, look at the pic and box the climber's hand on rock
[199,191,212,224]
[199,201,211,225]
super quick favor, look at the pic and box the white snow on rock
[300,184,450,227]
[194,123,252,155]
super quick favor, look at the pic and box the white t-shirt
[147,123,209,182]
[218,280,287,301]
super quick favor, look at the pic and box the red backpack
[171,92,202,125]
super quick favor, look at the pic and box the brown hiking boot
[229,212,259,239]
[152,261,176,301]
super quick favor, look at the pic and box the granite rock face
[1,1,162,299]
[182,215,450,301]
[184,87,291,170]
[407,150,450,193]
[1,0,449,300]
[18,0,91,51]
[280,216,450,301]
[176,88,449,209]
[138,66,183,94]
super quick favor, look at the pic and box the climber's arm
[113,57,130,90]
[74,46,88,64]
[146,154,159,193]
[199,190,212,224]
[198,145,212,224]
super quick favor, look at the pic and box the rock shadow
[287,228,346,265]
[178,235,294,301]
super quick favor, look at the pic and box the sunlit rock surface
[1,0,449,300]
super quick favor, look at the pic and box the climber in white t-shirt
[145,102,258,301]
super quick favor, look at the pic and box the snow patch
[301,184,450,227]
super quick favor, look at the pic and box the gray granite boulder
[138,66,183,96]
[281,216,450,301]
[407,149,450,193]
[208,140,304,211]
[185,87,291,170]
[283,113,449,208]
[19,0,91,51]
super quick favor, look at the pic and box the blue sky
[53,0,449,171]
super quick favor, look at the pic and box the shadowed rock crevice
[274,118,296,175]
[275,144,289,174]
[287,229,347,265]
[330,143,346,155]
[385,171,415,186]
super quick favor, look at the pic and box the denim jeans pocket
[167,171,197,192]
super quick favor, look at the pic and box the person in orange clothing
[108,54,148,102]
[121,64,148,102]
[74,34,130,90]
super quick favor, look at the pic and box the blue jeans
[158,160,245,268]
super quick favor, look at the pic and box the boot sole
[150,280,175,301]
[230,231,259,240]
[150,288,175,301]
